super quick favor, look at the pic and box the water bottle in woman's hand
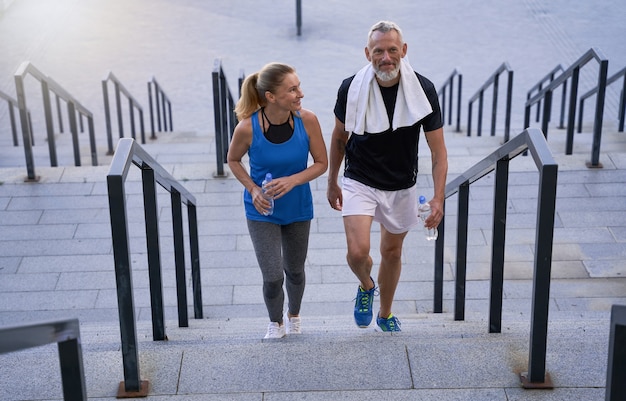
[261,173,274,216]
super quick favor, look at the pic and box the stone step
[1,311,610,400]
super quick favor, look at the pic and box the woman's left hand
[264,176,296,200]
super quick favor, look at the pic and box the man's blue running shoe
[376,313,401,332]
[354,278,376,328]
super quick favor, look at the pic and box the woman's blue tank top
[243,110,313,224]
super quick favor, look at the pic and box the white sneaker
[284,313,302,335]
[264,322,286,339]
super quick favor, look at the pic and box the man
[327,21,448,332]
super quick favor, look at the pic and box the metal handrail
[107,138,202,395]
[212,59,240,177]
[0,318,87,400]
[527,64,567,128]
[525,47,609,167]
[433,127,558,388]
[14,61,98,181]
[467,62,514,141]
[147,76,173,140]
[438,68,463,133]
[578,65,626,133]
[102,71,146,155]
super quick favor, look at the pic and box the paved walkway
[1,1,626,400]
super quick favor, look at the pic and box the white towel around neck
[345,58,432,135]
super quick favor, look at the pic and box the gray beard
[375,66,400,82]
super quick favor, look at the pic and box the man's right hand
[327,182,343,211]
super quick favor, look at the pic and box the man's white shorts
[341,177,420,234]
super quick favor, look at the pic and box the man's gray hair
[368,20,404,44]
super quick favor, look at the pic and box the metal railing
[212,59,241,177]
[147,77,173,140]
[15,61,98,181]
[527,64,567,129]
[0,88,32,147]
[578,65,626,133]
[524,48,609,168]
[0,318,87,400]
[438,68,463,133]
[102,71,146,155]
[433,127,558,388]
[606,304,626,401]
[107,138,202,396]
[467,62,514,141]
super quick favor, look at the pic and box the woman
[227,62,328,339]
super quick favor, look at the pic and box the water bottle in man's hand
[418,195,438,240]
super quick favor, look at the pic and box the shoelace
[287,317,301,333]
[267,323,283,337]
[381,315,401,331]
[356,287,378,312]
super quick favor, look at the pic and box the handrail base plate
[117,380,149,398]
[519,372,554,389]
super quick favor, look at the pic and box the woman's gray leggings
[247,219,311,324]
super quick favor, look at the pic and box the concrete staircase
[1,123,625,399]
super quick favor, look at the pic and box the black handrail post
[57,334,87,401]
[14,72,37,180]
[489,157,509,333]
[467,102,473,137]
[541,90,552,139]
[67,102,81,166]
[139,109,146,145]
[212,60,226,177]
[156,82,163,132]
[565,67,580,155]
[433,210,445,314]
[103,80,115,155]
[188,204,203,319]
[455,74,462,132]
[617,78,626,132]
[577,97,586,133]
[41,80,58,167]
[559,80,568,129]
[115,82,124,139]
[504,71,514,142]
[296,0,302,36]
[172,190,189,328]
[477,91,484,136]
[167,101,173,131]
[522,159,558,387]
[490,75,499,137]
[129,97,136,141]
[454,183,469,321]
[606,304,626,400]
[107,169,144,394]
[141,165,166,341]
[535,84,542,123]
[54,94,63,134]
[8,101,19,146]
[87,116,98,168]
[588,58,609,168]
[148,82,156,139]
[219,70,229,164]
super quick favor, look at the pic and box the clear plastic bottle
[418,195,438,241]
[261,173,274,216]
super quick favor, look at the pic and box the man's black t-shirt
[334,71,442,190]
